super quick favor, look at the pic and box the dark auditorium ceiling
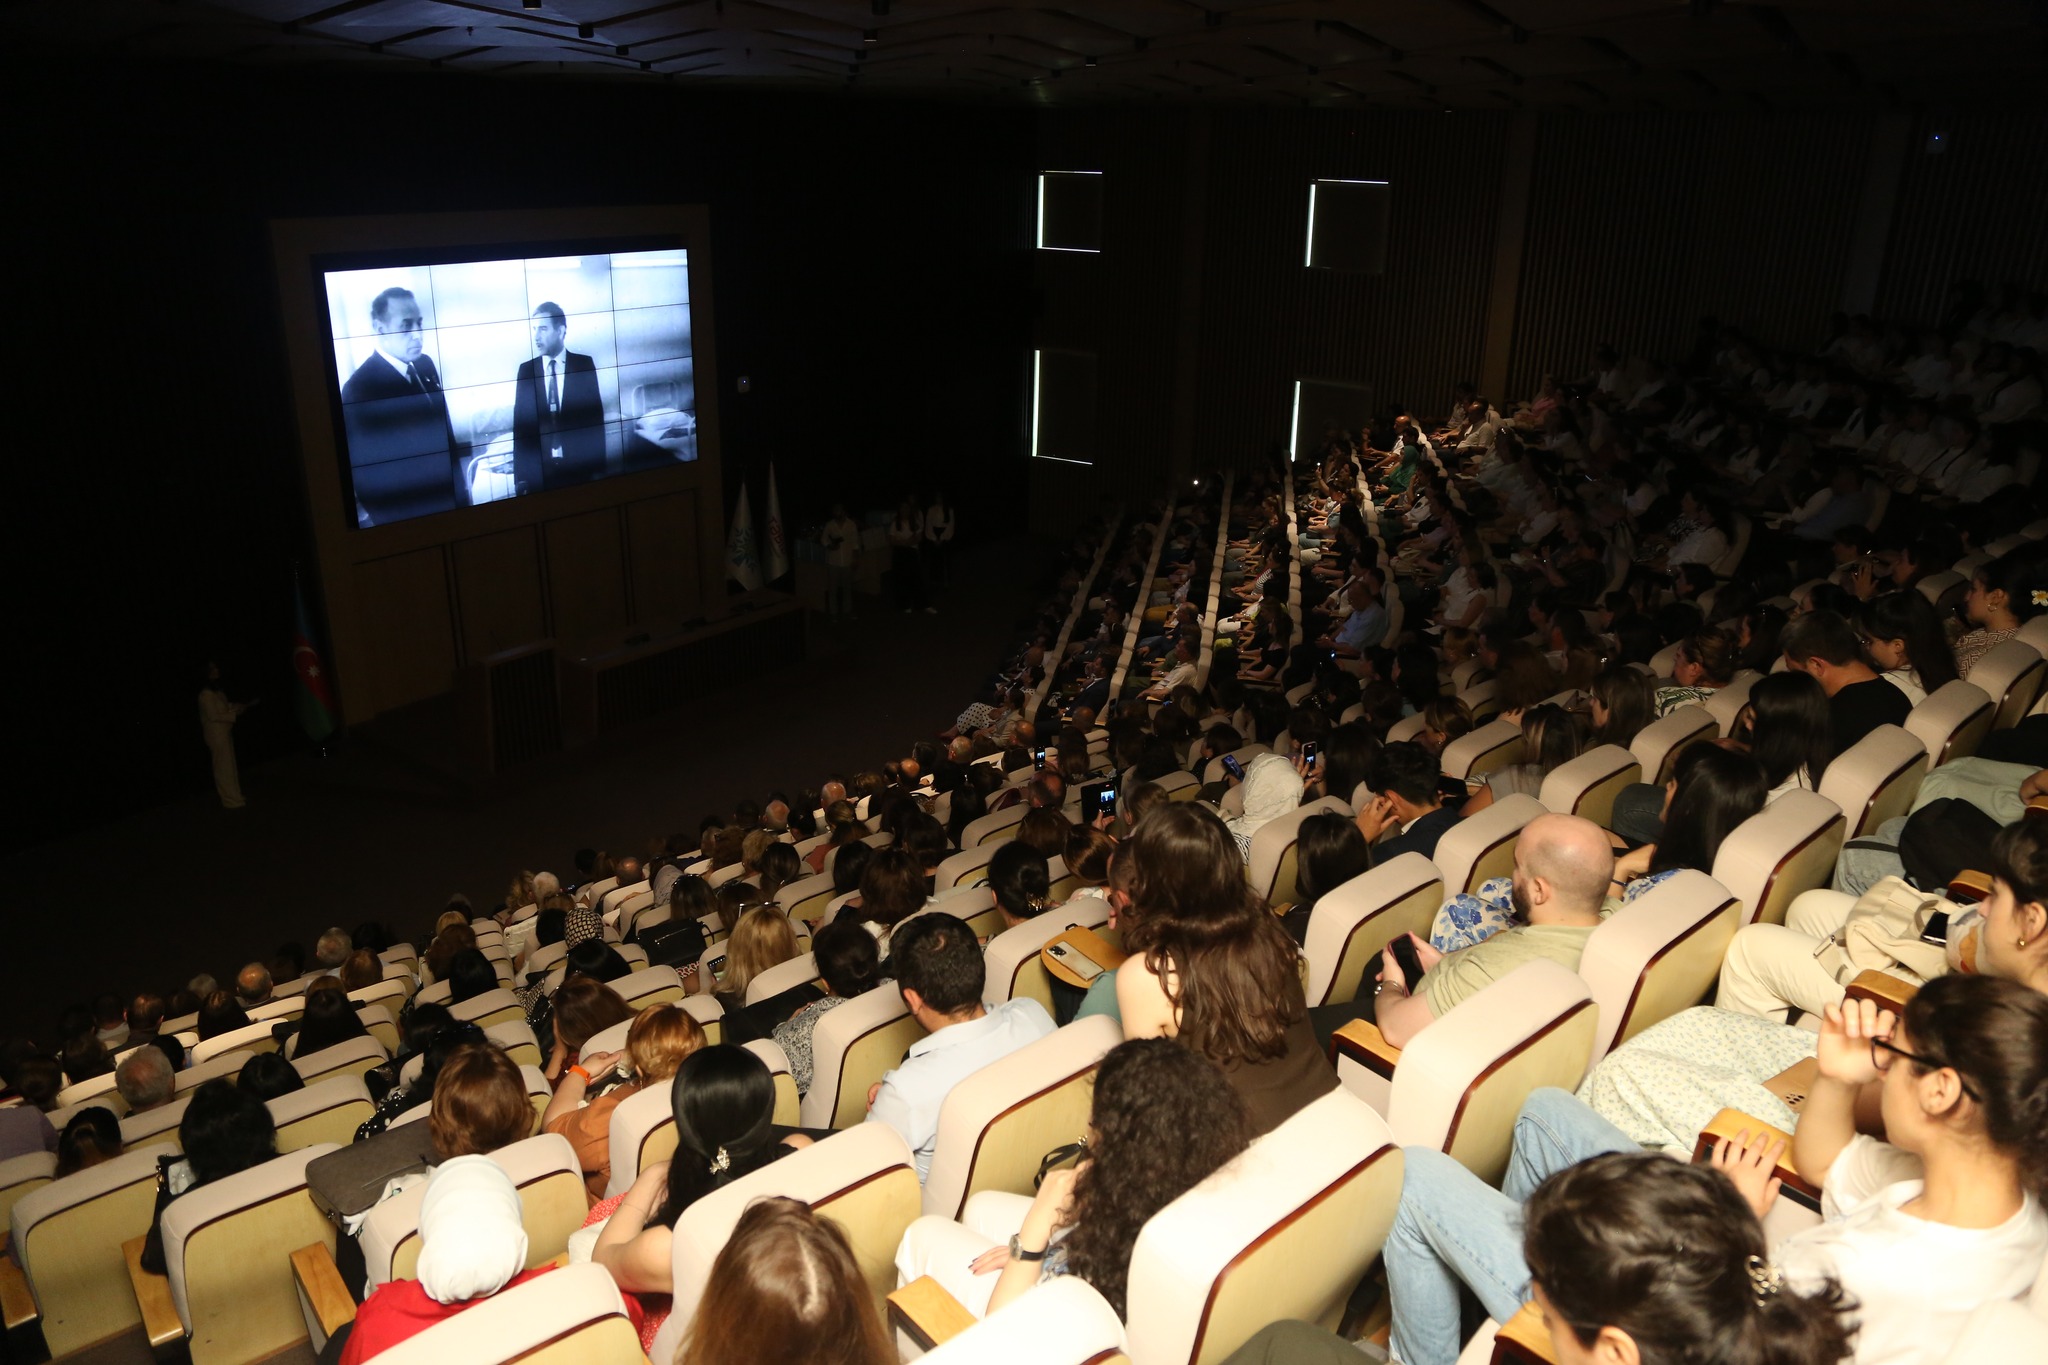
[17,0,2047,107]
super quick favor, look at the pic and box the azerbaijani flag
[293,574,338,742]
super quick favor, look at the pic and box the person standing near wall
[923,490,956,593]
[198,662,254,809]
[889,497,932,614]
[822,503,861,620]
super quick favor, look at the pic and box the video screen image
[321,247,695,527]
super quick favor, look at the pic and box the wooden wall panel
[351,549,456,713]
[1877,111,2048,326]
[626,491,704,627]
[453,528,545,660]
[544,509,631,648]
[1508,113,1869,395]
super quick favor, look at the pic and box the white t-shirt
[1774,1136,2048,1365]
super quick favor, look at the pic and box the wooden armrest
[2028,796,2048,819]
[1948,869,1991,903]
[1691,1108,1822,1213]
[1491,1301,1558,1364]
[0,1247,37,1332]
[1042,926,1128,992]
[888,1275,979,1352]
[122,1234,185,1349]
[1843,970,1919,1013]
[290,1242,356,1344]
[1331,1018,1401,1079]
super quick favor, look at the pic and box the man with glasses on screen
[341,286,461,524]
[513,302,607,495]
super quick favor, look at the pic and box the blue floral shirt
[1430,869,1674,953]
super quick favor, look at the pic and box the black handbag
[640,916,710,970]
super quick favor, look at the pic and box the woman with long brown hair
[679,1198,891,1365]
[1116,803,1337,1133]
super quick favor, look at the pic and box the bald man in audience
[762,798,791,833]
[234,963,273,1010]
[315,928,352,977]
[116,1046,176,1115]
[600,856,647,920]
[125,993,168,1050]
[1311,814,1614,1049]
[820,778,848,809]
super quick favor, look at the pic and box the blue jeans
[1386,1089,1638,1365]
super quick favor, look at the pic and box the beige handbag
[1832,875,1954,987]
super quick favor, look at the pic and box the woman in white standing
[198,662,253,809]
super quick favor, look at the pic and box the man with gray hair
[315,928,352,976]
[115,1046,176,1115]
[234,963,273,1010]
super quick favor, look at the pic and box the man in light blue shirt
[866,912,1057,1182]
[1324,581,1387,658]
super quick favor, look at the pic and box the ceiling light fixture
[864,29,877,43]
[521,0,540,10]
[1084,55,1096,67]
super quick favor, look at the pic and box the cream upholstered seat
[1385,711,1429,744]
[1648,640,1683,678]
[353,1003,402,1053]
[797,985,925,1131]
[611,942,649,972]
[1246,795,1352,905]
[1904,679,1996,767]
[917,1276,1128,1365]
[1702,671,1760,737]
[447,988,527,1031]
[1438,719,1524,783]
[962,804,1031,848]
[598,1039,799,1200]
[901,886,1006,943]
[779,870,839,926]
[415,976,456,1007]
[268,1075,376,1153]
[119,1093,193,1148]
[1710,789,1847,927]
[1536,744,1642,827]
[1301,852,1442,1009]
[745,1037,803,1128]
[1817,724,1929,840]
[610,965,686,1011]
[649,1123,923,1363]
[174,1050,257,1094]
[9,1143,172,1354]
[359,1133,586,1290]
[1577,869,1743,1065]
[1120,1089,1403,1365]
[1967,639,2047,730]
[1334,960,1598,1185]
[935,842,1003,892]
[345,977,408,1016]
[1629,704,1717,786]
[53,1068,122,1113]
[982,897,1112,1011]
[1915,569,1966,604]
[0,1150,55,1235]
[1149,769,1202,803]
[523,941,569,979]
[484,1019,542,1069]
[1202,743,1275,786]
[1457,678,1502,724]
[244,996,307,1025]
[189,1020,284,1066]
[1431,793,1544,898]
[922,1016,1122,1221]
[2019,614,2048,655]
[744,950,819,1005]
[290,1036,388,1089]
[159,1142,339,1365]
[680,992,725,1045]
[370,1262,642,1365]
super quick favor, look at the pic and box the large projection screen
[273,206,725,727]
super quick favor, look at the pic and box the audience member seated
[1462,704,1588,815]
[1957,553,2040,680]
[194,989,252,1042]
[837,846,929,957]
[894,1038,1253,1319]
[677,1198,892,1365]
[542,976,636,1084]
[699,905,801,1013]
[232,964,273,1011]
[1119,804,1337,1132]
[1280,811,1372,946]
[1853,590,1958,705]
[1737,670,1836,798]
[139,1079,279,1273]
[1781,610,1912,754]
[1226,753,1306,860]
[772,920,886,1097]
[867,912,1056,1181]
[546,1003,705,1200]
[115,1043,176,1116]
[1612,722,1772,848]
[284,982,373,1058]
[1356,743,1461,868]
[236,1052,306,1101]
[988,841,1052,930]
[1654,629,1740,715]
[0,1065,58,1158]
[54,1106,121,1177]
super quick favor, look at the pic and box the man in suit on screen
[512,302,607,495]
[340,286,463,525]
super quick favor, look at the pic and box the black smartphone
[1221,754,1246,782]
[1080,780,1117,820]
[1300,740,1319,765]
[1920,911,1950,948]
[1034,746,1048,771]
[1388,935,1427,992]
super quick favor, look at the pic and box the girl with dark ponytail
[1524,1151,1856,1365]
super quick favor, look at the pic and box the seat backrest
[902,886,1006,943]
[174,1050,256,1093]
[53,1068,121,1113]
[1301,853,1443,1008]
[1817,724,1929,840]
[1438,720,1523,783]
[354,1003,402,1053]
[10,1142,174,1355]
[780,870,839,927]
[119,1092,194,1148]
[1123,1089,1403,1365]
[1151,769,1202,803]
[1648,640,1683,678]
[963,804,1030,848]
[1246,796,1353,905]
[743,1038,802,1128]
[1711,789,1848,927]
[1904,679,1996,766]
[923,1016,1122,1221]
[1431,793,1544,898]
[244,996,307,1025]
[189,1019,284,1066]
[919,1276,1128,1365]
[1629,705,1718,786]
[374,1262,643,1365]
[1916,569,1966,604]
[744,951,819,1005]
[1702,671,1760,737]
[1578,870,1744,1064]
[602,1079,673,1200]
[448,988,526,1031]
[2019,615,2048,655]
[654,1123,922,1363]
[346,978,408,1017]
[1457,678,1502,724]
[1385,711,1429,743]
[1970,639,2048,729]
[611,965,686,1011]
[413,977,454,1007]
[268,1074,376,1153]
[1536,745,1642,828]
[0,1150,55,1236]
[797,986,925,1130]
[360,1132,587,1288]
[161,1143,339,1364]
[485,1019,543,1069]
[523,941,569,977]
[935,842,1003,892]
[982,898,1112,1012]
[1385,960,1599,1186]
[290,1035,389,1088]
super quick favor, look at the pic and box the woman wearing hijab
[1225,752,1305,863]
[337,1156,552,1363]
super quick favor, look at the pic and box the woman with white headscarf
[336,1156,545,1363]
[1226,753,1305,863]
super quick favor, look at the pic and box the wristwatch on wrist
[1007,1234,1048,1263]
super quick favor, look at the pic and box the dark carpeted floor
[10,538,1059,1044]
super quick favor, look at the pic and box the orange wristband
[566,1065,590,1084]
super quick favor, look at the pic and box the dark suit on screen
[512,351,607,494]
[340,351,463,525]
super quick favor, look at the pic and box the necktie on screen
[547,359,559,413]
[405,362,424,392]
